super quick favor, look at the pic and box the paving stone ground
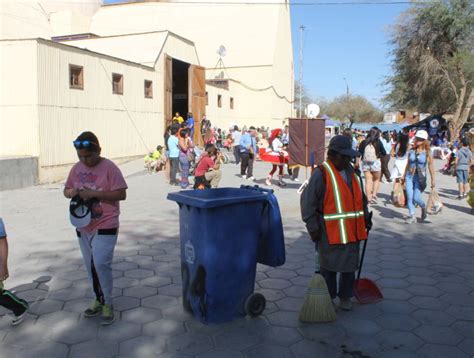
[0,156,473,357]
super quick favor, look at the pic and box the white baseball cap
[69,195,92,228]
[415,130,428,140]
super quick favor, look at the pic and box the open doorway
[172,58,189,120]
[164,55,206,145]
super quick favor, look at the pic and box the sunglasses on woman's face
[73,140,97,149]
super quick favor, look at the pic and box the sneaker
[83,300,103,318]
[247,176,255,181]
[405,215,416,224]
[12,306,29,326]
[292,178,300,182]
[265,178,272,186]
[339,298,353,311]
[101,304,115,326]
[421,208,427,221]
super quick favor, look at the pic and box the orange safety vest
[321,161,368,245]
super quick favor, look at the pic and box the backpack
[363,143,377,162]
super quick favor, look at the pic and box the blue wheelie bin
[167,186,285,324]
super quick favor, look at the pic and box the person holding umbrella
[301,135,372,311]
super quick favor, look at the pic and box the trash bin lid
[167,187,267,209]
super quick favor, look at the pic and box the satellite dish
[217,45,227,58]
[307,103,320,119]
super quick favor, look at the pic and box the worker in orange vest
[301,135,372,311]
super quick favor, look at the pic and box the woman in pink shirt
[64,131,127,326]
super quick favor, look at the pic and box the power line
[13,0,426,6]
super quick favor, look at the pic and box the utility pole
[343,77,349,96]
[298,25,305,118]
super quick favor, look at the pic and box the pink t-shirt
[65,158,128,233]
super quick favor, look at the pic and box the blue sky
[291,3,409,107]
[104,1,409,108]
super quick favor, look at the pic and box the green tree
[384,0,474,137]
[324,94,384,123]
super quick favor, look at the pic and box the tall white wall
[0,40,40,157]
[204,66,274,130]
[88,1,294,131]
[50,11,92,37]
[271,5,294,124]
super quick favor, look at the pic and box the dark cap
[249,126,256,131]
[328,135,361,157]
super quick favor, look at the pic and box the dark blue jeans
[320,267,355,300]
[406,174,425,216]
[233,145,241,164]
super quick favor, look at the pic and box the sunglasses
[73,140,98,149]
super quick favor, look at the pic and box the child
[0,218,29,326]
[64,131,128,326]
[144,146,165,173]
[223,134,233,151]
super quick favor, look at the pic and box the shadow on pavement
[370,204,405,220]
[438,188,459,196]
[442,201,472,214]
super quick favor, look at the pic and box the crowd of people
[343,126,473,222]
[145,112,474,216]
[144,112,302,190]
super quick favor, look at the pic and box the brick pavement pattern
[0,158,473,357]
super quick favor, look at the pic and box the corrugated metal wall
[36,41,163,169]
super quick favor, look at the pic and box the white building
[0,0,294,188]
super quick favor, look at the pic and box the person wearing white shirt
[231,125,242,165]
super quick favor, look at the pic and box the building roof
[0,37,155,70]
[60,31,191,67]
[88,0,286,68]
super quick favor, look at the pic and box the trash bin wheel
[245,293,266,317]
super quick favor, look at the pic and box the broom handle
[357,210,372,281]
[357,237,368,282]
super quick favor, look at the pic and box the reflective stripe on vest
[322,161,348,244]
[322,161,364,244]
[324,211,365,221]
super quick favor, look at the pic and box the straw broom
[299,250,336,323]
